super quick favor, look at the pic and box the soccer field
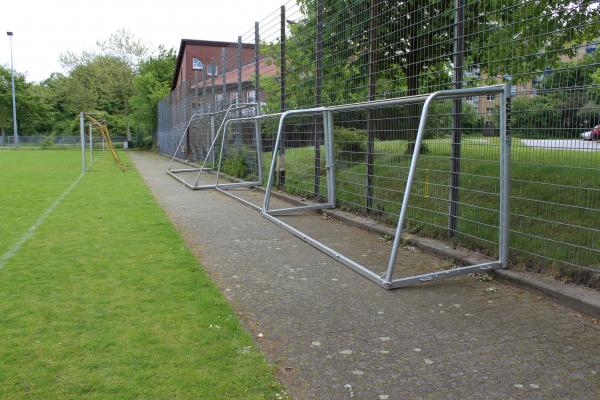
[0,150,283,399]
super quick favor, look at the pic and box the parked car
[581,125,600,140]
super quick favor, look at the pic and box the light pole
[7,32,18,148]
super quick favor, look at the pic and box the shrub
[40,133,57,149]
[222,154,248,179]
[511,95,561,137]
[334,127,367,158]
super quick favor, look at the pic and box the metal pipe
[324,111,336,206]
[80,112,85,173]
[89,122,93,164]
[7,32,18,148]
[499,83,512,268]
[383,86,506,283]
[191,103,257,187]
[254,21,261,114]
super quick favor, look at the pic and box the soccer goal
[257,84,511,289]
[166,103,260,189]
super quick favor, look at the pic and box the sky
[0,0,292,82]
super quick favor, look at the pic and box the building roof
[171,39,255,90]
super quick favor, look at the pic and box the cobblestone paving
[131,152,600,400]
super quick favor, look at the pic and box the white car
[581,131,592,140]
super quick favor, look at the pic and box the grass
[257,136,600,285]
[0,150,284,399]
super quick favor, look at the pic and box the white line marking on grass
[0,173,85,270]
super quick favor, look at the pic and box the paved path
[130,151,599,400]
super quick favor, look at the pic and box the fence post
[448,0,464,237]
[255,21,261,113]
[366,0,379,212]
[221,48,227,108]
[237,36,243,105]
[278,5,286,188]
[89,122,93,164]
[314,0,324,197]
[202,66,207,114]
[211,60,216,112]
[255,21,263,182]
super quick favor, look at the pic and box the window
[206,64,218,76]
[247,90,256,103]
[486,107,494,114]
[192,58,204,70]
[486,94,494,102]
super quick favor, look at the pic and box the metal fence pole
[80,112,86,173]
[366,0,379,212]
[89,122,93,164]
[211,60,216,112]
[325,110,336,206]
[255,21,263,182]
[221,48,227,107]
[279,5,287,188]
[500,83,511,268]
[448,0,465,237]
[255,21,261,114]
[237,36,242,105]
[314,0,324,197]
[210,115,216,166]
[202,67,207,114]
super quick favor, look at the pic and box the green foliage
[40,133,57,149]
[426,101,484,138]
[334,127,367,158]
[0,66,54,135]
[0,30,175,144]
[129,47,176,143]
[222,154,249,179]
[511,96,562,137]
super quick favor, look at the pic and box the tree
[275,0,599,150]
[129,47,177,145]
[0,65,54,136]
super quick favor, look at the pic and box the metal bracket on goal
[261,84,511,289]
[166,103,259,190]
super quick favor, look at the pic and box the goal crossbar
[260,84,511,289]
[166,103,258,189]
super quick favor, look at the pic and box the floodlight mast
[7,32,18,148]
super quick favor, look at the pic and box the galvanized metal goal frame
[166,103,259,190]
[261,84,511,289]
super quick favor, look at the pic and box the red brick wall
[178,44,254,87]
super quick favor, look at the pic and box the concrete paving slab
[130,151,600,400]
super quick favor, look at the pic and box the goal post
[261,84,511,289]
[166,103,259,190]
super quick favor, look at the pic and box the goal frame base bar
[166,103,259,190]
[260,84,511,289]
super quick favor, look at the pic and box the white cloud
[0,0,291,82]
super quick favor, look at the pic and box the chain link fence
[156,0,600,285]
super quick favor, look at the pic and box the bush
[221,154,248,179]
[511,95,561,137]
[334,127,367,158]
[40,133,57,149]
[426,101,484,138]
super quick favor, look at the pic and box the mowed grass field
[255,136,600,280]
[0,150,284,399]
